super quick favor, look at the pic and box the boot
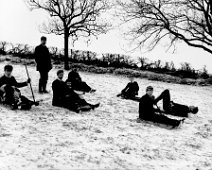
[39,80,43,93]
[42,82,49,93]
[91,103,100,110]
[171,119,185,129]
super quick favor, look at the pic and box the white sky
[0,0,212,73]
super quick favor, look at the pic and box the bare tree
[0,41,8,55]
[154,59,162,69]
[49,47,58,57]
[170,61,176,71]
[200,65,209,79]
[7,43,33,57]
[164,62,170,70]
[118,0,212,54]
[139,57,147,69]
[180,62,192,72]
[8,43,23,55]
[26,0,110,69]
[138,57,153,70]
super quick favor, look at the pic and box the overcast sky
[0,0,212,73]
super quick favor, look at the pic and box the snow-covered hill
[0,62,212,170]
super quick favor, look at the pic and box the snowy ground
[0,62,212,170]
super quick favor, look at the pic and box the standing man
[34,36,52,93]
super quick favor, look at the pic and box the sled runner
[136,118,185,129]
[117,93,140,102]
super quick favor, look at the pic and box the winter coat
[34,44,52,72]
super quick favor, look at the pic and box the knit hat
[41,36,47,41]
[57,69,64,75]
[4,64,13,71]
[146,86,153,91]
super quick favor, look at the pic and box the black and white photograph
[0,0,212,169]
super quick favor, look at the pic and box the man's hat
[4,64,13,71]
[189,106,199,114]
[146,86,153,91]
[57,69,64,75]
[41,36,47,41]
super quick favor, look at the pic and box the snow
[0,62,212,170]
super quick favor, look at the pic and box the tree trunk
[64,29,69,70]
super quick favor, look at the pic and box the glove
[67,82,72,87]
[151,95,155,100]
[27,78,31,84]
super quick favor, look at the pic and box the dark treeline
[0,41,210,80]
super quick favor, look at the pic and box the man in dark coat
[0,65,35,110]
[65,69,96,93]
[139,86,184,128]
[0,65,30,90]
[34,36,52,93]
[117,76,140,101]
[154,89,198,117]
[0,65,30,89]
[52,70,100,113]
